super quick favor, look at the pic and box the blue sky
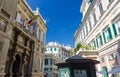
[26,0,83,47]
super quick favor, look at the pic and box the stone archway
[12,54,21,77]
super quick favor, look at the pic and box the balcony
[13,21,35,40]
[0,21,6,32]
[14,21,45,45]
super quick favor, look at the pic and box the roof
[66,55,85,60]
[56,55,99,66]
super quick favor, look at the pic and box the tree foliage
[73,42,96,54]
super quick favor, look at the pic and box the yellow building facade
[0,0,47,77]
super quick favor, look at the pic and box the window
[45,59,48,65]
[95,39,98,48]
[54,48,57,51]
[93,41,96,47]
[88,18,92,30]
[16,13,25,25]
[103,32,106,43]
[36,28,39,39]
[90,40,96,49]
[101,57,105,62]
[108,0,113,3]
[81,32,83,41]
[89,0,93,3]
[97,36,101,47]
[108,53,116,60]
[0,42,2,52]
[99,35,103,45]
[83,28,85,38]
[83,26,86,36]
[39,30,41,40]
[112,23,118,37]
[115,18,120,33]
[107,27,113,40]
[105,29,110,42]
[50,48,52,51]
[44,68,48,71]
[43,34,45,44]
[78,33,81,42]
[50,58,52,65]
[85,24,88,34]
[104,27,113,42]
[99,3,104,15]
[0,21,6,32]
[93,13,97,23]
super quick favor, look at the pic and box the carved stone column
[20,38,29,77]
[5,30,20,77]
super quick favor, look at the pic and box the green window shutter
[54,48,56,51]
[50,48,52,51]
[107,27,113,40]
[100,35,103,45]
[96,39,98,48]
[112,23,118,37]
[103,32,106,43]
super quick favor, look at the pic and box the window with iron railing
[108,53,116,60]
[0,21,6,32]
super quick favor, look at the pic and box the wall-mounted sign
[59,68,70,77]
[74,70,87,77]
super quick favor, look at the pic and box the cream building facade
[44,54,61,77]
[45,42,73,60]
[74,0,120,77]
[44,42,73,77]
[0,0,47,77]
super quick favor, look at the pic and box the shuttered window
[50,48,52,51]
[107,27,113,40]
[100,35,103,45]
[93,13,97,23]
[116,18,120,33]
[112,23,118,37]
[99,3,104,15]
[103,32,106,43]
[54,48,57,51]
[96,39,98,48]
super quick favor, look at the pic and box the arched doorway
[12,54,21,77]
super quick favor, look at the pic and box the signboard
[59,68,70,77]
[74,70,87,77]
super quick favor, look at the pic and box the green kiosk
[56,55,99,77]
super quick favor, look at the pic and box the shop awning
[97,71,107,74]
[108,67,120,74]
